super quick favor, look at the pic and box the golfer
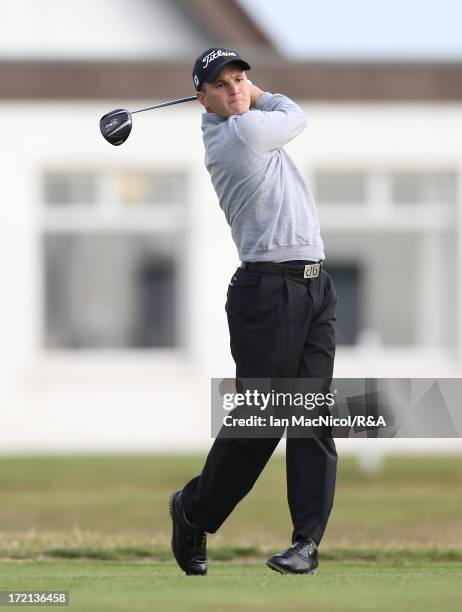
[170,48,338,576]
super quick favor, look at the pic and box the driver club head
[99,108,132,146]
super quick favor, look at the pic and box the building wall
[1,99,462,452]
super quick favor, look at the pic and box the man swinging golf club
[170,47,338,576]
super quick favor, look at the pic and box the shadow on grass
[2,546,460,564]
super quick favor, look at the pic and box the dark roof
[173,0,278,51]
[1,60,462,101]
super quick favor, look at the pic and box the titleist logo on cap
[202,49,237,69]
[192,47,250,91]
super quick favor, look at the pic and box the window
[118,172,186,206]
[313,171,367,204]
[391,172,457,205]
[325,263,362,345]
[44,173,96,205]
[41,170,186,350]
[43,170,186,209]
[43,234,177,349]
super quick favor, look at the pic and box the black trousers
[182,263,338,544]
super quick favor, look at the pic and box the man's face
[197,64,250,117]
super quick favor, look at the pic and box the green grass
[0,455,461,610]
[0,454,461,557]
[0,560,460,612]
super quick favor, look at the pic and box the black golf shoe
[266,538,318,575]
[169,490,207,575]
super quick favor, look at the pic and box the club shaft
[130,96,197,115]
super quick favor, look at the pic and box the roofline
[1,60,462,102]
[173,0,279,52]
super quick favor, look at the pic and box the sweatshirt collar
[202,112,229,126]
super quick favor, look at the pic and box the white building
[1,0,461,454]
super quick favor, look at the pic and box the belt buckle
[303,263,320,279]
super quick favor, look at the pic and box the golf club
[99,95,197,146]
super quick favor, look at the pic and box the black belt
[240,260,322,279]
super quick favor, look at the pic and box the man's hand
[247,80,264,108]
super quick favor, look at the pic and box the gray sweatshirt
[201,91,325,262]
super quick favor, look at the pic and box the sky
[239,0,462,59]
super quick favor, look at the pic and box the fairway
[0,560,461,612]
[0,455,461,610]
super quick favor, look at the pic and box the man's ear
[197,90,214,113]
[196,91,206,108]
